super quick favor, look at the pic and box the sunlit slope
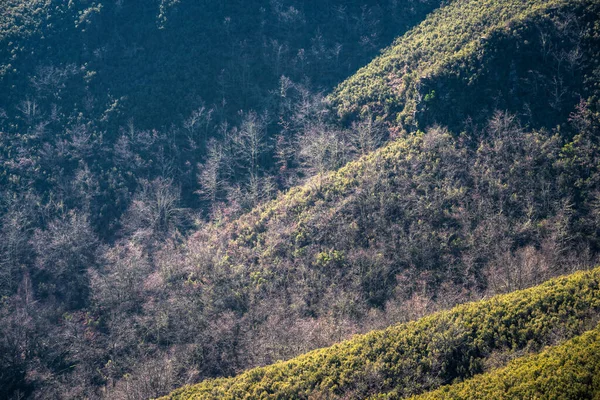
[332,0,600,132]
[405,325,600,400]
[163,267,600,399]
[179,112,598,347]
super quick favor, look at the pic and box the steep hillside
[0,0,448,239]
[73,110,598,397]
[157,0,600,364]
[408,325,600,400]
[163,267,600,399]
[1,0,599,398]
[179,112,598,322]
[91,0,599,397]
[332,0,600,133]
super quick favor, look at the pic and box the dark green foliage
[163,267,600,399]
[0,0,448,129]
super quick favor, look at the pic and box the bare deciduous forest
[1,0,599,398]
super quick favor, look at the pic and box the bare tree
[297,122,349,178]
[122,178,188,244]
[183,103,214,148]
[101,353,178,400]
[196,139,226,204]
[231,111,269,178]
[349,118,385,156]
[91,243,150,313]
[227,173,276,210]
[33,211,100,308]
[0,195,36,297]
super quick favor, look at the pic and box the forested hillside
[409,325,600,400]
[164,267,600,399]
[333,0,600,132]
[1,0,446,238]
[0,0,599,398]
[1,0,446,129]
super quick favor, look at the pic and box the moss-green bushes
[331,0,600,132]
[405,324,600,400]
[163,267,600,399]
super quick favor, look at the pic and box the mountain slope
[163,267,600,399]
[1,0,599,398]
[85,111,597,398]
[332,0,600,132]
[0,0,451,240]
[0,0,448,129]
[408,325,600,400]
[178,0,600,318]
[175,104,599,348]
[149,0,600,396]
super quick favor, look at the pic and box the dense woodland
[1,0,599,398]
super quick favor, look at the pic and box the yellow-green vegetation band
[163,267,600,399]
[405,324,600,400]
